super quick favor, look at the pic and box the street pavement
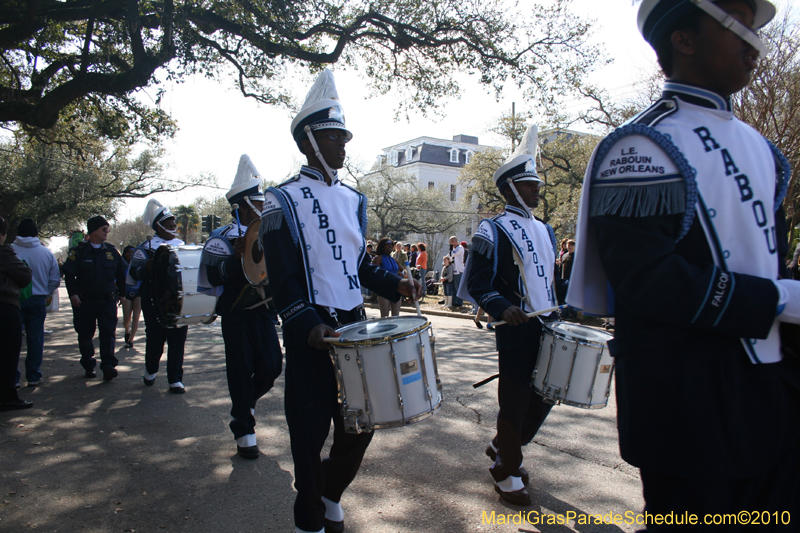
[1,289,644,532]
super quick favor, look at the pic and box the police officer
[199,155,283,459]
[63,216,127,380]
[128,199,188,393]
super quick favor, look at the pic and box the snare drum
[153,245,218,327]
[328,316,443,434]
[532,322,614,409]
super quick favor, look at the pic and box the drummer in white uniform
[260,68,422,533]
[128,199,188,393]
[462,127,567,506]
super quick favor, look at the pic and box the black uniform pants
[489,347,553,482]
[285,343,373,532]
[221,310,282,439]
[0,302,23,402]
[141,296,187,384]
[638,442,800,532]
[72,298,118,371]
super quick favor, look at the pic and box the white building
[368,134,496,273]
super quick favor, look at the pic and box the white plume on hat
[290,68,352,143]
[226,154,263,203]
[302,68,341,109]
[143,198,171,228]
[511,125,539,163]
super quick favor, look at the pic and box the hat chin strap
[304,125,337,184]
[507,181,533,219]
[691,0,766,55]
[156,220,180,239]
[244,197,263,218]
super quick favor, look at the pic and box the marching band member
[128,200,188,393]
[567,0,800,523]
[260,69,422,533]
[199,157,283,460]
[462,127,566,506]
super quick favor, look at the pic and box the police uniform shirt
[63,241,127,299]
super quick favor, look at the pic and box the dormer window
[465,150,474,165]
[405,146,414,161]
[449,148,460,163]
[390,150,399,166]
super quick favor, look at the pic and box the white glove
[774,279,800,324]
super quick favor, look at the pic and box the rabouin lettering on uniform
[692,127,777,254]
[507,219,552,302]
[300,186,360,290]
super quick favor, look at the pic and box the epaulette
[277,175,300,187]
[589,123,697,241]
[628,98,679,128]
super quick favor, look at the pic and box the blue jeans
[18,295,47,383]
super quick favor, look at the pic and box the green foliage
[1,0,602,136]
[458,125,598,239]
[0,116,206,240]
[173,204,200,242]
[352,162,467,240]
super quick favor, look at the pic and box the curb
[362,301,478,320]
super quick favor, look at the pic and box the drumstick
[487,305,566,328]
[231,203,243,237]
[404,260,422,317]
[322,337,341,343]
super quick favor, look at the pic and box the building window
[390,150,399,166]
[428,181,435,190]
[450,184,457,201]
[449,148,459,163]
[465,150,474,165]
[405,146,413,161]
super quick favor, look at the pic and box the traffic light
[201,214,213,233]
[213,215,221,229]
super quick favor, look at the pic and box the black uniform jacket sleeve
[262,214,402,344]
[591,211,780,342]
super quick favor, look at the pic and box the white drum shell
[157,245,218,327]
[533,322,614,409]
[330,317,443,433]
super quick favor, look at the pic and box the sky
[115,0,657,222]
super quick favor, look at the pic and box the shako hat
[143,199,174,230]
[291,68,353,145]
[226,154,265,206]
[637,0,775,51]
[493,125,543,191]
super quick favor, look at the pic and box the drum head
[546,322,613,343]
[335,316,429,344]
[243,219,268,286]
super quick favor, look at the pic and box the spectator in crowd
[373,237,403,317]
[121,245,142,349]
[555,238,569,279]
[392,241,408,269]
[366,241,376,260]
[12,219,60,387]
[416,243,428,285]
[0,216,33,410]
[560,240,575,281]
[441,256,454,307]
[448,236,465,306]
[408,244,419,273]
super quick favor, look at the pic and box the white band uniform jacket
[260,166,403,345]
[566,82,800,478]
